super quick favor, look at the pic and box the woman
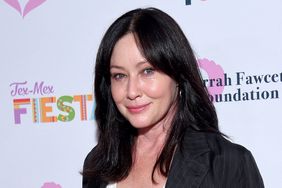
[82,7,264,188]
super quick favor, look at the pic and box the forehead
[110,33,147,67]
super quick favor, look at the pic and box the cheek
[144,84,162,98]
[143,78,177,99]
[111,84,125,104]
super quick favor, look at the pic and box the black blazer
[83,130,264,188]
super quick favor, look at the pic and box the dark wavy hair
[83,7,219,183]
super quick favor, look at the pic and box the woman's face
[110,33,178,131]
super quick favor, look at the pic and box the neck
[133,125,167,167]
[136,125,168,153]
[135,105,176,155]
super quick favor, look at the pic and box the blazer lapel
[165,131,211,188]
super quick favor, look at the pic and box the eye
[143,67,155,75]
[111,73,126,81]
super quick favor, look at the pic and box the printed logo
[198,58,225,98]
[185,0,207,5]
[4,0,47,18]
[10,81,95,124]
[197,58,281,103]
[41,182,62,188]
[185,0,191,5]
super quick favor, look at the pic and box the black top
[83,130,264,188]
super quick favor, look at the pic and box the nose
[127,76,141,100]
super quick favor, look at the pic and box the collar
[165,130,212,188]
[91,130,214,188]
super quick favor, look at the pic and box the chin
[128,119,152,129]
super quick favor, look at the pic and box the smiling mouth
[126,103,150,113]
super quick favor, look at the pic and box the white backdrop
[1,0,281,187]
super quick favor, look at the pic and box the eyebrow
[110,61,149,70]
[110,65,125,70]
[136,61,149,67]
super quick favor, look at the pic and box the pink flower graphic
[197,58,225,98]
[41,182,62,188]
[4,0,47,18]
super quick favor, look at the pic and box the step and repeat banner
[1,0,281,187]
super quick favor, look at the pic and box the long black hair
[83,7,219,183]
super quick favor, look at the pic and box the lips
[126,103,151,113]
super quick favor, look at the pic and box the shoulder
[182,130,250,159]
[83,146,96,170]
[180,130,258,174]
[200,132,264,187]
[200,132,260,170]
[204,132,251,158]
[82,146,107,188]
[170,130,264,187]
